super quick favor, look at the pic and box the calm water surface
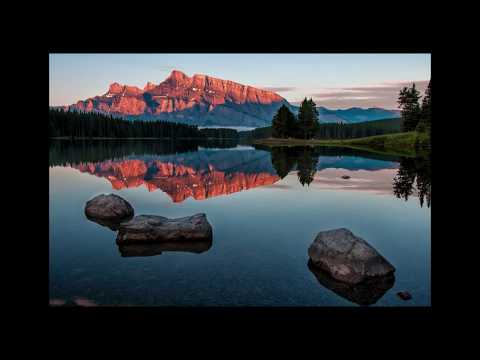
[49,140,431,307]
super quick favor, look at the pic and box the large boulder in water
[85,194,134,222]
[116,213,213,244]
[308,228,395,285]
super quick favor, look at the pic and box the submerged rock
[85,194,134,221]
[397,291,412,301]
[308,228,395,285]
[86,216,132,231]
[308,260,395,306]
[49,298,67,306]
[116,213,213,244]
[118,239,212,257]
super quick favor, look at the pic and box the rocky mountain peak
[108,82,124,94]
[144,81,157,91]
[165,70,190,85]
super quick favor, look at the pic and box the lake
[49,140,431,307]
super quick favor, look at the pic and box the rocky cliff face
[69,70,288,127]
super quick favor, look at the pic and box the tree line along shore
[251,80,431,155]
[49,109,239,140]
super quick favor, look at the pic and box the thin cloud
[314,95,379,101]
[309,80,429,109]
[261,86,296,92]
[310,168,399,195]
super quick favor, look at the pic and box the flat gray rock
[308,228,395,284]
[116,213,213,244]
[85,194,134,221]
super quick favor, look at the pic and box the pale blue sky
[49,54,430,109]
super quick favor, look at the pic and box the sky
[49,54,430,109]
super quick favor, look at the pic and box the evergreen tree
[272,105,296,138]
[297,98,319,139]
[272,107,286,138]
[308,99,319,136]
[398,83,422,132]
[417,80,431,132]
[285,105,297,137]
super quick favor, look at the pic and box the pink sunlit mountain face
[67,70,289,127]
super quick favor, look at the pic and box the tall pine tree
[417,79,431,132]
[297,98,319,139]
[272,104,297,138]
[398,83,422,132]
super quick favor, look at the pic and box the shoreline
[253,132,430,157]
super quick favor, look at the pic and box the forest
[49,139,200,166]
[50,108,201,139]
[199,128,239,139]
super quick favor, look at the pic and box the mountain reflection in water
[70,149,279,202]
[49,140,430,207]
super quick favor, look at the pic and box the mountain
[66,69,400,127]
[288,105,400,124]
[68,70,288,128]
[317,107,400,123]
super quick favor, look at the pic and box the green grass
[254,131,430,157]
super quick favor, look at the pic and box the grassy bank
[254,131,430,157]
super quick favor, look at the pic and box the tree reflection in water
[270,146,319,186]
[296,148,319,186]
[268,145,431,207]
[393,154,431,208]
[270,147,298,179]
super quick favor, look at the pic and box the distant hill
[288,105,401,124]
